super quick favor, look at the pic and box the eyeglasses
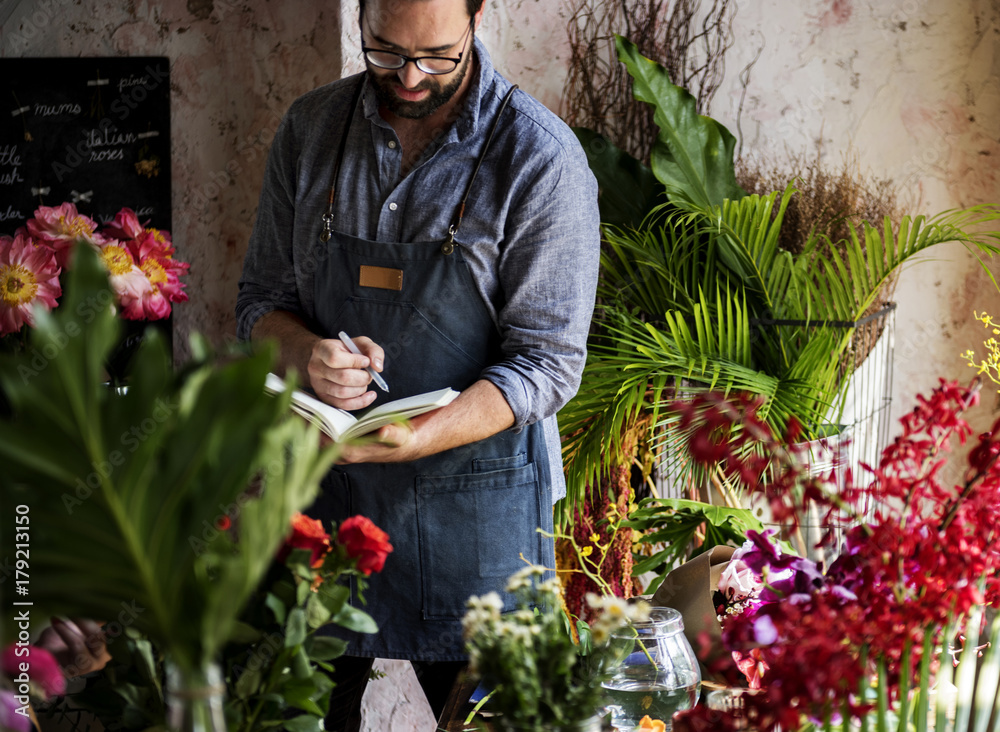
[361,19,473,75]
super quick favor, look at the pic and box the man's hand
[308,335,386,411]
[334,380,514,464]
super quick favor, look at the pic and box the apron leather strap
[321,76,367,242]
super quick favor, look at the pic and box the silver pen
[338,331,390,392]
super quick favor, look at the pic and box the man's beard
[369,52,470,119]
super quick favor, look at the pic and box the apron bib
[306,80,554,661]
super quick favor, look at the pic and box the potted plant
[557,35,1000,596]
[462,565,652,731]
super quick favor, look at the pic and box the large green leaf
[615,34,745,210]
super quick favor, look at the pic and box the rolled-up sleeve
[480,142,600,428]
[235,113,303,342]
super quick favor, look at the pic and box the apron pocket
[415,461,542,620]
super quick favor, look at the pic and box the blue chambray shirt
[236,39,600,501]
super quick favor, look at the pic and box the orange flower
[635,716,666,732]
[277,513,331,568]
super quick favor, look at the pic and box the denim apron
[307,79,554,661]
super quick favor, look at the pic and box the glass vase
[165,658,228,732]
[602,607,701,731]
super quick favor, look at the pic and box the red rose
[277,513,331,568]
[337,515,393,575]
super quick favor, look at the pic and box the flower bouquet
[48,512,393,731]
[0,202,189,383]
[462,565,651,731]
[662,383,1000,732]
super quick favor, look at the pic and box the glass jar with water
[602,607,701,730]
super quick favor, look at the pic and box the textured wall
[709,0,1000,470]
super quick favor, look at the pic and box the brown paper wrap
[650,545,736,665]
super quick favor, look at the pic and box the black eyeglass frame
[361,18,474,75]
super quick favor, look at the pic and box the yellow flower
[589,532,601,544]
[580,546,594,557]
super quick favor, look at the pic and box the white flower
[719,558,761,602]
[462,592,504,639]
[505,564,546,593]
[539,577,562,596]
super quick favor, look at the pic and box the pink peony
[97,238,153,320]
[1,644,66,699]
[0,233,62,336]
[107,211,188,313]
[101,207,145,241]
[25,203,99,267]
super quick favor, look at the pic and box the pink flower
[25,203,98,267]
[719,557,759,603]
[97,238,153,320]
[102,207,145,241]
[105,209,188,313]
[1,644,66,699]
[0,233,61,336]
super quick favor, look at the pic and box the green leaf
[266,591,288,625]
[285,607,307,647]
[235,666,263,700]
[282,714,325,732]
[573,127,665,228]
[306,591,333,629]
[331,603,379,634]
[615,34,744,209]
[306,635,348,661]
[228,620,263,644]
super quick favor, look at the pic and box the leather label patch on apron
[359,265,403,291]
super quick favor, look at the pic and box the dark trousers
[324,656,465,732]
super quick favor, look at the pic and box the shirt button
[387,140,397,149]
[388,202,397,211]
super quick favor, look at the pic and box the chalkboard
[0,57,171,230]
[0,57,173,373]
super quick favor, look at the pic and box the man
[236,0,599,727]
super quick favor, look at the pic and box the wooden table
[436,670,489,731]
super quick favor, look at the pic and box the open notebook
[264,373,459,442]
